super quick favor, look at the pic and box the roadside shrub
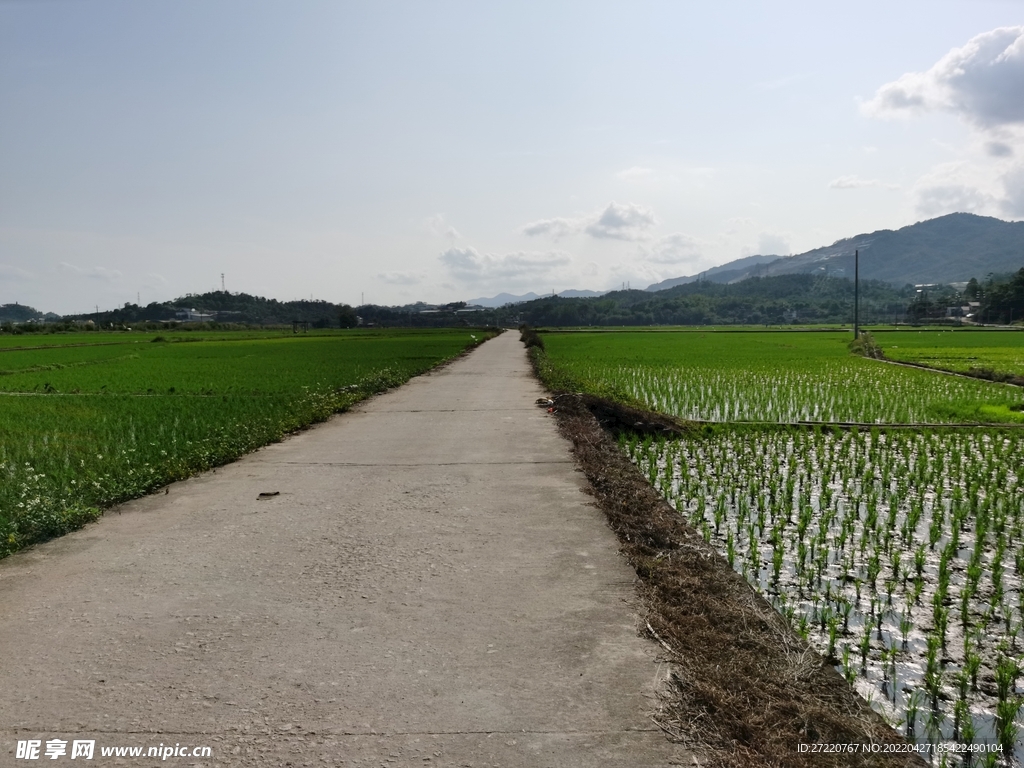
[849,331,884,359]
[519,325,545,350]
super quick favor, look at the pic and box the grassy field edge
[1,332,495,560]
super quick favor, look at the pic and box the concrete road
[0,332,688,767]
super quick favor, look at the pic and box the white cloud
[615,166,656,181]
[584,202,656,241]
[917,184,996,217]
[424,214,461,240]
[760,233,791,256]
[57,262,123,281]
[604,233,710,290]
[724,217,754,234]
[439,246,572,284]
[520,217,579,240]
[999,164,1024,217]
[911,161,1000,217]
[642,233,703,265]
[742,233,791,257]
[903,159,1024,218]
[828,175,899,190]
[863,26,1024,131]
[521,201,657,242]
[864,27,1024,220]
[378,270,424,285]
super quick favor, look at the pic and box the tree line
[905,269,1024,323]
[7,269,1024,332]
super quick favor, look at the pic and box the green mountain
[516,273,907,326]
[649,213,1024,290]
[646,254,780,291]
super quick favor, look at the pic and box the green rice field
[539,330,1024,424]
[538,328,1024,764]
[0,328,489,558]
[877,329,1024,378]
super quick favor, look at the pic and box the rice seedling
[623,426,1024,763]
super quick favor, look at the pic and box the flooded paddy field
[626,427,1024,765]
[538,328,1024,765]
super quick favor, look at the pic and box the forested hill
[64,292,349,326]
[516,274,907,326]
[0,303,58,323]
[648,213,1024,290]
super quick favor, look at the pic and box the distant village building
[175,308,216,322]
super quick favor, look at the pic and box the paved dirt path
[0,332,687,767]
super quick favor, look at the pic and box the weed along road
[0,331,686,767]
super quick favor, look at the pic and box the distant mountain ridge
[646,254,781,291]
[466,289,608,307]
[648,213,1024,291]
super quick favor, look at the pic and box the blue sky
[2,1,1023,312]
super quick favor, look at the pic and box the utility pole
[854,249,860,340]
